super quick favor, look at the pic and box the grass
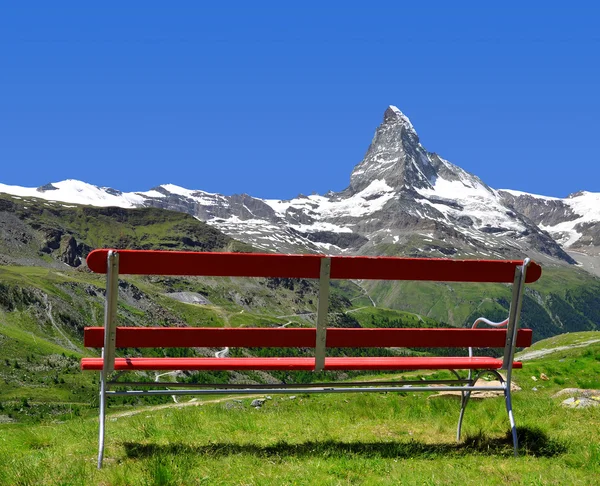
[518,330,600,352]
[0,391,597,484]
[349,306,439,328]
[359,266,600,341]
[516,332,600,390]
[1,335,599,484]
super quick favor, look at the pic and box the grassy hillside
[1,261,599,421]
[1,193,599,426]
[0,333,598,484]
[516,331,600,390]
[0,193,252,268]
[0,195,329,421]
[362,265,600,340]
[0,260,440,421]
[0,264,334,421]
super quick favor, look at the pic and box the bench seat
[81,356,520,371]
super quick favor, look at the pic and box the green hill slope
[362,266,600,340]
[1,194,599,425]
[0,333,598,485]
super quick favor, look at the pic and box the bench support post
[314,257,331,372]
[98,369,107,469]
[504,382,518,457]
[502,258,529,378]
[502,258,529,457]
[456,369,505,444]
[457,389,471,442]
[452,369,471,442]
[97,250,119,469]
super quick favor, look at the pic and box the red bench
[83,249,541,468]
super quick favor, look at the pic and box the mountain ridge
[1,106,598,269]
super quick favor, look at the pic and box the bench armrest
[468,317,509,358]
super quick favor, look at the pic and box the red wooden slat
[84,327,317,348]
[86,249,542,283]
[330,256,542,283]
[86,249,322,278]
[81,356,521,371]
[327,328,533,348]
[81,357,316,371]
[83,327,532,349]
[323,356,517,370]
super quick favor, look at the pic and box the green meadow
[1,333,599,485]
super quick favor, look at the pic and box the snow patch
[418,175,526,232]
[510,190,600,248]
[0,180,144,208]
[159,184,200,197]
[292,222,353,234]
[499,189,559,201]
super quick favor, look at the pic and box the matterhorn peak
[347,105,434,194]
[383,105,415,133]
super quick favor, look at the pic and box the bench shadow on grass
[124,426,566,460]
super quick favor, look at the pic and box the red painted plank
[81,357,316,371]
[84,327,318,348]
[323,356,517,370]
[86,250,322,278]
[330,256,542,284]
[83,327,532,349]
[86,249,542,283]
[327,328,533,348]
[81,356,521,371]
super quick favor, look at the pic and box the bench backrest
[85,249,541,373]
[87,249,542,282]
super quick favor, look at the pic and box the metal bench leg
[97,370,107,469]
[504,382,518,457]
[98,250,119,469]
[501,259,528,457]
[457,388,472,442]
[452,370,472,442]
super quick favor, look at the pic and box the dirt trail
[516,339,600,361]
[44,296,79,351]
[351,280,376,307]
[109,395,266,419]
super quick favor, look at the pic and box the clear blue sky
[1,2,599,199]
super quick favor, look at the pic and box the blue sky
[1,2,599,199]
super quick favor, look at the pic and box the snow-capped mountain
[499,190,600,254]
[1,106,596,266]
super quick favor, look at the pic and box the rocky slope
[499,190,600,253]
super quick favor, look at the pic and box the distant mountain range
[2,105,600,273]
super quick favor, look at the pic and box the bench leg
[504,383,519,457]
[97,370,107,469]
[456,388,472,442]
[451,370,471,442]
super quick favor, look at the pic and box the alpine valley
[1,106,599,421]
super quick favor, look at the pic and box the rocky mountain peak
[383,105,416,134]
[37,183,59,192]
[347,106,435,195]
